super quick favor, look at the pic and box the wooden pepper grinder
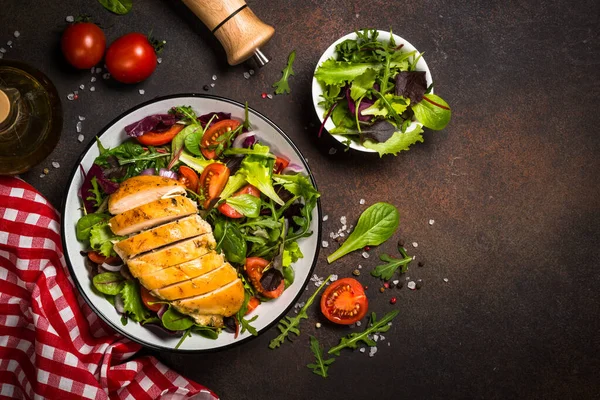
[182,0,274,66]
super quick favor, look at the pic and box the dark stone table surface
[2,0,599,398]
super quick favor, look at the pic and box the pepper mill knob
[182,0,275,66]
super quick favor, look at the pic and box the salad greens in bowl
[61,94,321,352]
[312,29,451,156]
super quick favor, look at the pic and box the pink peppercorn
[261,92,267,99]
[390,297,397,305]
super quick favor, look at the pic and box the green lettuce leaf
[241,156,283,206]
[412,94,451,130]
[120,280,150,322]
[89,221,125,257]
[226,194,261,218]
[273,50,296,95]
[220,172,247,200]
[315,59,381,86]
[282,241,303,267]
[362,95,409,117]
[92,272,125,295]
[76,213,109,241]
[363,125,424,157]
[350,69,377,101]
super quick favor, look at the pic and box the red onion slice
[115,294,125,314]
[232,131,257,149]
[159,168,179,180]
[282,163,305,174]
[157,304,168,319]
[140,168,156,176]
[101,262,123,272]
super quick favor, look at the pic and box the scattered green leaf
[307,336,335,378]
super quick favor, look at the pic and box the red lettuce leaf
[198,112,231,128]
[124,114,178,137]
[361,120,397,143]
[346,86,376,122]
[395,71,427,105]
[80,164,119,213]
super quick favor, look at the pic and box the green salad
[315,29,451,156]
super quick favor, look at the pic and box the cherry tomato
[140,286,163,312]
[61,22,106,69]
[136,124,184,146]
[320,278,368,325]
[244,257,284,299]
[87,251,121,265]
[105,33,157,84]
[273,156,290,174]
[178,165,199,192]
[201,119,241,159]
[218,184,260,219]
[245,296,260,315]
[199,163,230,209]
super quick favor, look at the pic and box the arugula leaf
[169,105,198,125]
[273,50,296,94]
[327,202,399,263]
[412,94,451,130]
[97,0,132,15]
[241,156,284,206]
[89,221,125,257]
[370,254,412,280]
[92,272,125,295]
[76,213,108,241]
[307,336,335,378]
[161,307,195,331]
[236,291,259,336]
[269,276,331,349]
[328,311,400,355]
[362,124,424,157]
[120,280,150,322]
[225,194,261,218]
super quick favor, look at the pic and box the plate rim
[60,93,322,353]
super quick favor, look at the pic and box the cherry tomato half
[136,124,184,146]
[218,184,260,219]
[140,286,163,312]
[273,156,290,174]
[178,165,199,192]
[201,119,241,159]
[320,278,368,325]
[245,296,260,315]
[105,33,157,84]
[87,251,120,266]
[61,22,106,69]
[199,163,230,209]
[244,257,284,299]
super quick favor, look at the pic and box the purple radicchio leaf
[124,114,178,137]
[361,120,397,144]
[395,71,427,105]
[80,164,119,213]
[346,86,376,122]
[198,112,231,128]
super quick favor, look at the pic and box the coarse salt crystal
[90,76,96,83]
[443,278,449,283]
[322,215,328,222]
[139,89,145,95]
[212,74,217,81]
[321,241,329,248]
[339,232,345,238]
[330,274,338,282]
[77,134,84,142]
[249,69,255,75]
[341,225,347,231]
[76,121,82,133]
[95,67,102,73]
[388,342,391,346]
[89,86,95,92]
[407,281,416,290]
[67,93,74,100]
[359,348,366,353]
[373,334,379,341]
[157,58,162,64]
[78,115,85,121]
[90,67,95,73]
[359,199,365,205]
[39,174,45,178]
[369,347,378,357]
[358,264,362,269]
[243,72,250,79]
[328,148,337,155]
[356,321,361,326]
[429,219,435,225]
[52,162,60,168]
[66,15,74,22]
[0,48,6,54]
[355,13,360,18]
[412,242,418,248]
[392,280,399,285]
[79,84,85,90]
[379,335,385,341]
[362,251,369,259]
[14,31,20,38]
[7,41,12,46]
[340,216,347,224]
[210,83,215,88]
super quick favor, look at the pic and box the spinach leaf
[412,94,451,130]
[225,194,261,218]
[161,307,195,331]
[327,202,399,263]
[214,219,247,264]
[269,276,330,349]
[273,50,296,95]
[184,130,204,156]
[120,280,150,322]
[328,311,400,355]
[98,0,132,15]
[76,213,108,241]
[92,272,125,295]
[307,336,335,378]
[169,124,200,168]
[362,124,424,157]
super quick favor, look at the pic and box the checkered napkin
[0,177,218,400]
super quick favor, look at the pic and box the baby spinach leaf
[362,124,424,157]
[169,124,200,169]
[273,50,296,94]
[184,130,204,156]
[97,0,132,15]
[328,311,400,355]
[327,202,399,263]
[162,307,195,331]
[307,336,335,378]
[412,94,451,130]
[76,213,108,241]
[92,272,125,295]
[120,280,150,322]
[225,194,261,218]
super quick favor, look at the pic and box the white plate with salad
[312,29,451,156]
[61,94,321,352]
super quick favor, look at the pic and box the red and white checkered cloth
[0,177,218,400]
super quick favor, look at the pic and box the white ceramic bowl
[311,30,433,152]
[61,94,321,352]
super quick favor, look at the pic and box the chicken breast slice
[152,262,238,301]
[137,251,224,290]
[113,215,212,260]
[126,234,216,277]
[172,279,245,319]
[108,196,197,236]
[108,175,186,215]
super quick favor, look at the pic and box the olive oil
[0,60,62,175]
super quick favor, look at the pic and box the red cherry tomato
[218,184,260,219]
[105,33,157,84]
[136,124,184,147]
[273,156,290,174]
[245,296,260,315]
[140,286,163,312]
[61,22,106,69]
[178,165,199,193]
[244,257,284,299]
[201,119,241,159]
[320,278,368,325]
[199,163,230,209]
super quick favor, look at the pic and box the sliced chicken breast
[113,215,212,260]
[108,175,186,215]
[152,263,238,301]
[137,251,224,290]
[172,279,245,319]
[108,196,197,236]
[126,234,216,277]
